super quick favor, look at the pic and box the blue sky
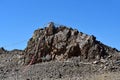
[0,0,120,50]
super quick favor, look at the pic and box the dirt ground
[0,55,120,80]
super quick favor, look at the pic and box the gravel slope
[0,56,120,80]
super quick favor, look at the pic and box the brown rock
[24,22,119,65]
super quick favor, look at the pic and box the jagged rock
[65,43,80,58]
[24,22,119,65]
[45,22,56,36]
[0,47,6,54]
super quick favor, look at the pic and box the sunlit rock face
[24,22,118,64]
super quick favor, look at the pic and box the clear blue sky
[0,0,120,50]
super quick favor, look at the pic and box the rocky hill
[0,22,119,65]
[24,22,119,65]
[0,22,120,80]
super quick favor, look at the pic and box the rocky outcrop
[24,22,119,64]
[0,22,120,80]
[0,47,7,54]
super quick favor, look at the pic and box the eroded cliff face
[24,22,119,64]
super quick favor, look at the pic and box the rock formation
[24,22,119,64]
[0,22,120,80]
